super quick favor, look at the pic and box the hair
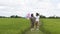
[31,14,34,17]
[36,13,39,16]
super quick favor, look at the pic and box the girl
[30,14,36,31]
[35,13,40,30]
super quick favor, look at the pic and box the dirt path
[24,29,43,34]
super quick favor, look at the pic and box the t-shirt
[35,16,40,21]
[30,17,36,23]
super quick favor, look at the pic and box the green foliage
[40,15,46,18]
[0,16,6,18]
[0,18,60,34]
[0,18,30,34]
[10,15,22,18]
[40,19,60,34]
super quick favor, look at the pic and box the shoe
[36,28,39,30]
[31,28,34,31]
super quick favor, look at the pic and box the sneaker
[36,28,39,30]
[31,28,34,31]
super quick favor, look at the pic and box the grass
[0,18,30,34]
[0,18,60,34]
[40,18,60,34]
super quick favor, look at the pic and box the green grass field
[0,18,30,34]
[40,19,60,34]
[0,18,60,34]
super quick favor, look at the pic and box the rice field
[0,18,60,34]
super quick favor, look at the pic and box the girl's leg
[31,22,34,31]
[35,21,38,28]
[31,22,34,28]
[35,21,39,30]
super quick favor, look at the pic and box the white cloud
[0,6,6,9]
[0,0,60,17]
[57,3,60,9]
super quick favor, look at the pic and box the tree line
[0,15,22,18]
[0,15,60,18]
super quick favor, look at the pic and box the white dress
[35,16,40,22]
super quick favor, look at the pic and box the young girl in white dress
[35,13,40,30]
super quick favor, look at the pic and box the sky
[0,0,60,17]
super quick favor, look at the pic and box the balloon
[26,13,30,18]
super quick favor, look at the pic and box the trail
[24,22,44,34]
[24,29,43,34]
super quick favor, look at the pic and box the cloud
[57,3,60,9]
[0,6,6,9]
[0,0,60,17]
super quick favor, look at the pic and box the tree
[10,15,15,18]
[40,15,46,18]
[10,15,22,18]
[0,16,6,18]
